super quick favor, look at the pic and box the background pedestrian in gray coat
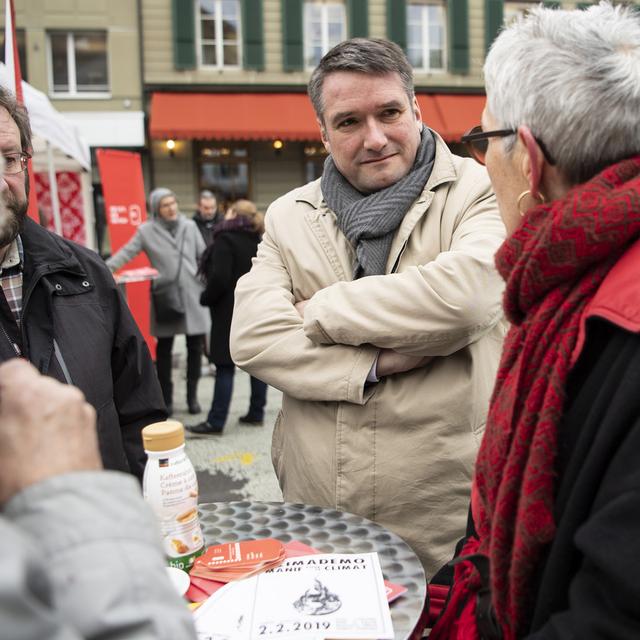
[107,188,210,415]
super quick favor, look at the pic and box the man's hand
[376,349,431,378]
[0,360,101,505]
[295,299,309,318]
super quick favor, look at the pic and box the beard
[0,185,28,249]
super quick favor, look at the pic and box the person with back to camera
[188,199,267,435]
[430,3,640,638]
[107,188,210,416]
[0,359,197,639]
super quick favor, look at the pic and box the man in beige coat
[230,39,506,578]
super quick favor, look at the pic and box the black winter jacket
[527,318,640,638]
[435,241,640,638]
[0,219,166,479]
[193,211,222,247]
[199,228,260,365]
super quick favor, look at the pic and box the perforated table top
[199,501,427,640]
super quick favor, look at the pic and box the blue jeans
[206,364,268,428]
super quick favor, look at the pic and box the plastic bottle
[142,420,205,570]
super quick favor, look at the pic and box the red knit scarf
[431,156,640,640]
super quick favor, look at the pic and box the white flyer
[194,580,253,640]
[194,552,394,640]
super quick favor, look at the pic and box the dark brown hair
[308,38,414,123]
[0,86,33,153]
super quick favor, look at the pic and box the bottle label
[143,450,205,570]
[168,547,204,571]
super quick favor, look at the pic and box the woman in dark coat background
[188,200,267,435]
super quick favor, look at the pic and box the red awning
[433,94,486,140]
[150,93,321,141]
[149,92,485,143]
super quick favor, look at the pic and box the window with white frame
[0,29,28,81]
[197,0,242,68]
[407,1,446,73]
[48,31,109,96]
[304,1,346,70]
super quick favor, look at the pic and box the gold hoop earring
[517,190,546,217]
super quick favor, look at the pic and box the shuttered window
[448,0,469,74]
[282,0,304,70]
[484,0,503,52]
[172,0,196,69]
[242,0,264,70]
[386,0,407,50]
[347,0,368,38]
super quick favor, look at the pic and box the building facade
[141,0,583,214]
[1,0,145,251]
[2,0,145,151]
[3,1,607,221]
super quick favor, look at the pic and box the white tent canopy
[0,61,91,170]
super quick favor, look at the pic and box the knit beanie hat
[149,187,176,217]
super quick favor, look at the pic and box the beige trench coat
[230,133,507,577]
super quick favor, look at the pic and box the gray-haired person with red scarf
[432,3,640,638]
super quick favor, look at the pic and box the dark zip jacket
[193,211,222,247]
[0,218,166,479]
[200,227,261,365]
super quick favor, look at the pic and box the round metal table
[199,501,427,640]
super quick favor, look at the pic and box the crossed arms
[230,178,505,404]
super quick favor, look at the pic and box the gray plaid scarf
[321,126,436,278]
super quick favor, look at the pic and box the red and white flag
[4,0,39,221]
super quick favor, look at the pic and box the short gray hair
[308,38,414,122]
[484,2,640,185]
[199,189,216,200]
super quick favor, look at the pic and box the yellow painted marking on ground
[212,452,256,466]
[239,452,255,465]
[212,453,236,464]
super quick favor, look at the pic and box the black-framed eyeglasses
[461,125,555,166]
[2,152,31,176]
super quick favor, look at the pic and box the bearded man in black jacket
[0,86,165,480]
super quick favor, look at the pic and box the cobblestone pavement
[168,336,283,504]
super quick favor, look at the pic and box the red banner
[96,149,155,358]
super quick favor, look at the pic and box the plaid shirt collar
[0,236,23,272]
[0,235,25,327]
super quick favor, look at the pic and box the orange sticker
[197,538,284,569]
